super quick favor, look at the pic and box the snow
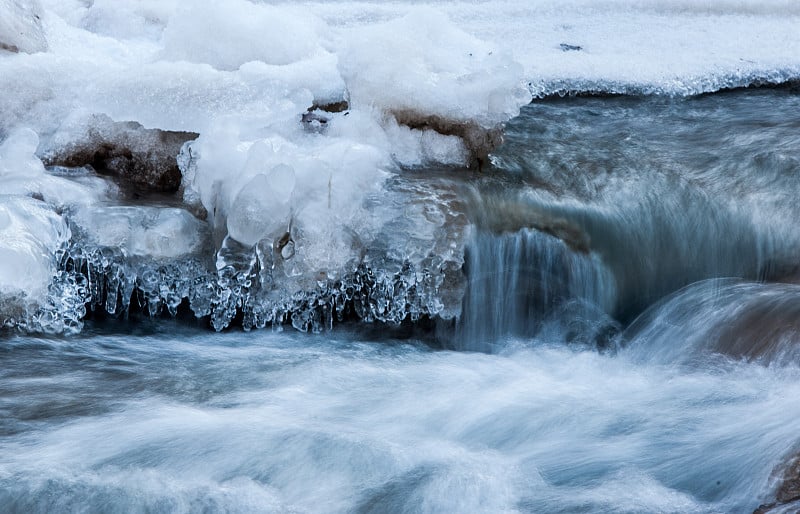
[0,0,46,53]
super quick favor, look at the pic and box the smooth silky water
[3,88,800,513]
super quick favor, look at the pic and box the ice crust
[39,237,449,334]
[1,0,799,332]
[0,128,113,318]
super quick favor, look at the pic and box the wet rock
[712,293,800,364]
[302,101,350,133]
[390,110,504,169]
[43,115,198,193]
[0,0,46,54]
[755,454,800,513]
[314,100,349,113]
[467,192,591,254]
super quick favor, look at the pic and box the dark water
[461,88,800,347]
[3,88,800,513]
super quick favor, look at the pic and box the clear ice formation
[11,236,449,335]
[1,159,467,334]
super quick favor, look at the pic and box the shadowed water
[459,88,800,348]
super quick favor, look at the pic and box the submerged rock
[43,115,198,193]
[755,454,800,513]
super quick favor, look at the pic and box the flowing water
[3,88,800,513]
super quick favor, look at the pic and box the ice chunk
[0,195,68,303]
[0,127,43,176]
[70,206,209,258]
[227,173,289,247]
[338,8,530,128]
[0,0,46,53]
[223,142,297,247]
[267,164,296,201]
[381,118,470,168]
[0,128,109,208]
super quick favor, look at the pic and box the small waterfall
[456,228,617,351]
[455,166,798,354]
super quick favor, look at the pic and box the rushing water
[2,326,799,513]
[3,88,800,513]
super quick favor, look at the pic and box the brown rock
[44,115,198,193]
[390,109,504,169]
[755,453,800,513]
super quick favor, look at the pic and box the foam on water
[1,330,798,513]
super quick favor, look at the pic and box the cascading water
[457,228,617,351]
[2,1,800,513]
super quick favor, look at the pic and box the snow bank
[161,0,324,71]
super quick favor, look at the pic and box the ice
[0,127,42,176]
[0,0,46,53]
[0,128,111,208]
[0,128,114,321]
[338,9,530,127]
[0,195,68,303]
[70,206,209,259]
[380,119,470,168]
[226,167,294,247]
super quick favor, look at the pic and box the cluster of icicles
[6,240,447,335]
